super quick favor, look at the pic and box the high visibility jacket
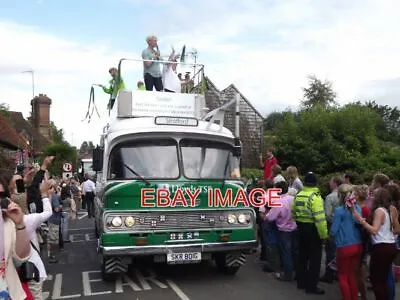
[102,75,126,98]
[292,186,328,240]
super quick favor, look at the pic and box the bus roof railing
[117,57,205,93]
[117,58,204,73]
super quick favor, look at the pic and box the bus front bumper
[99,240,257,256]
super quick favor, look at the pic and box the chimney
[31,94,52,139]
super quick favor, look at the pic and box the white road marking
[115,274,142,292]
[43,291,49,300]
[83,271,112,296]
[78,212,88,219]
[69,227,93,231]
[52,273,81,299]
[69,233,96,243]
[135,269,168,290]
[166,279,191,300]
[44,269,187,298]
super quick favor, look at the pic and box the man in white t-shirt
[162,49,181,93]
[82,174,96,218]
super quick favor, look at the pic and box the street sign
[62,172,72,180]
[63,163,72,172]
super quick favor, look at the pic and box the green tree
[50,121,65,144]
[88,141,95,151]
[364,101,400,143]
[264,112,284,131]
[274,103,386,175]
[79,141,95,157]
[301,75,338,109]
[79,141,89,156]
[43,143,77,176]
[0,103,10,117]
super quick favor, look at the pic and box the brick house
[0,113,30,169]
[194,77,264,168]
[0,94,53,168]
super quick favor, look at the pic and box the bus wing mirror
[92,147,104,172]
[233,138,241,157]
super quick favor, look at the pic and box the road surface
[41,212,347,300]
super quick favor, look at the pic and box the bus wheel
[94,219,99,238]
[101,256,129,281]
[101,260,115,281]
[214,252,245,275]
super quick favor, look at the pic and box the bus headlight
[111,216,122,227]
[238,214,247,224]
[227,214,236,224]
[125,216,135,227]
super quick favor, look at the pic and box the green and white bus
[92,58,257,280]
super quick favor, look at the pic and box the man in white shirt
[82,174,96,218]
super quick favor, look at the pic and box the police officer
[292,172,327,295]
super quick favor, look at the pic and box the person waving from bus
[162,48,181,93]
[100,67,126,110]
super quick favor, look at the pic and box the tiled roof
[0,114,28,150]
[8,111,50,153]
[193,77,264,169]
[221,84,264,119]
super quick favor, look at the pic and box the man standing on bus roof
[100,67,126,110]
[142,35,163,91]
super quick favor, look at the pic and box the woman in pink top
[265,181,297,281]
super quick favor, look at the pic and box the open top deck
[105,88,241,139]
[98,57,241,153]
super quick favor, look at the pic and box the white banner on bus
[131,91,196,117]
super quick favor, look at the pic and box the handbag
[18,242,40,283]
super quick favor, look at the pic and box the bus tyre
[100,256,129,281]
[101,258,115,281]
[94,219,99,238]
[214,253,241,275]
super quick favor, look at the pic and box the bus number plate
[167,252,201,264]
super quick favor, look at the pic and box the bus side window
[110,151,124,179]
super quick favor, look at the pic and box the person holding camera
[11,170,33,215]
[2,158,54,299]
[20,179,53,300]
[0,176,32,300]
[26,156,54,214]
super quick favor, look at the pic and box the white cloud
[159,0,400,111]
[1,0,400,148]
[0,20,140,148]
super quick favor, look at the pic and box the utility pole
[21,69,35,163]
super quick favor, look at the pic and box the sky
[0,0,399,148]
